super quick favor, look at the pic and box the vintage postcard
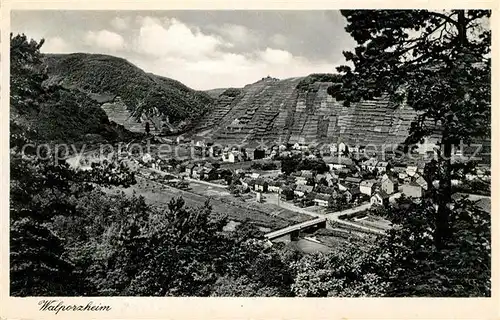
[0,0,498,319]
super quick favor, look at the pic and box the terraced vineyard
[192,75,420,147]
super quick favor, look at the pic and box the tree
[331,10,491,249]
[281,157,300,175]
[145,121,150,135]
[9,34,137,296]
[291,248,389,297]
[373,196,490,296]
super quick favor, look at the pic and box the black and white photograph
[4,4,494,307]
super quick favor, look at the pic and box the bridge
[264,217,327,242]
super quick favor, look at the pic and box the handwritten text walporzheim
[39,300,111,314]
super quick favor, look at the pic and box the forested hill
[43,53,214,129]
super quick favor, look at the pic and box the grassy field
[105,176,312,230]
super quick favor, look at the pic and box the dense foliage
[331,9,491,247]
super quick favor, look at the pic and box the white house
[381,175,397,195]
[406,166,418,177]
[414,175,429,190]
[313,193,332,207]
[294,184,313,197]
[371,191,389,207]
[402,182,423,198]
[338,142,349,154]
[268,181,283,193]
[329,144,338,154]
[360,179,377,196]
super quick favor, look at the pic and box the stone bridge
[264,217,327,243]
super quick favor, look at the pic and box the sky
[11,11,357,90]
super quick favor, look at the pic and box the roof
[373,190,389,199]
[324,156,353,166]
[405,181,422,188]
[300,170,314,178]
[362,158,378,166]
[393,166,406,173]
[345,177,362,183]
[382,175,398,183]
[316,186,336,195]
[255,178,269,185]
[361,179,377,186]
[295,184,314,193]
[349,186,361,195]
[242,177,256,185]
[314,193,332,201]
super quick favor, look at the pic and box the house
[414,175,429,190]
[300,170,314,179]
[337,182,348,192]
[312,193,333,207]
[325,156,354,170]
[294,184,314,197]
[338,142,349,154]
[416,161,426,174]
[315,185,337,197]
[401,182,423,198]
[316,172,336,186]
[254,179,269,192]
[203,168,219,181]
[296,176,308,185]
[280,187,294,201]
[376,161,389,173]
[392,166,408,180]
[406,166,418,177]
[268,181,283,193]
[222,147,234,162]
[371,190,389,207]
[381,175,398,195]
[249,172,260,179]
[329,144,338,155]
[241,178,255,190]
[345,186,361,203]
[361,158,378,172]
[296,170,314,185]
[191,136,206,147]
[360,179,377,196]
[344,176,362,187]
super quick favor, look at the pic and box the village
[69,131,491,241]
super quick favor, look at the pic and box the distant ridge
[191,74,419,147]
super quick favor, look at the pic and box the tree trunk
[435,133,453,249]
[457,10,468,46]
[434,10,468,250]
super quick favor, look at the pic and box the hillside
[43,53,214,133]
[205,88,232,99]
[192,74,419,147]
